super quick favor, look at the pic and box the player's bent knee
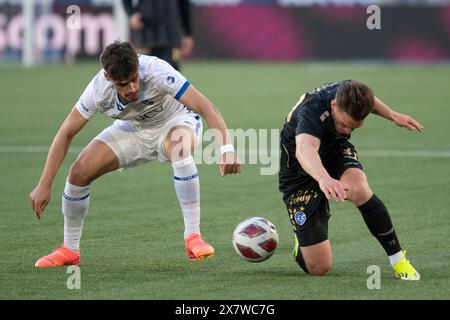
[347,182,372,205]
[342,169,372,205]
[68,161,94,186]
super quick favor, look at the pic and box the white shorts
[95,109,203,169]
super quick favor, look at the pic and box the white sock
[389,250,403,266]
[172,156,201,239]
[62,181,90,252]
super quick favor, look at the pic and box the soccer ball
[232,217,279,262]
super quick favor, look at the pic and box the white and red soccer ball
[232,217,279,262]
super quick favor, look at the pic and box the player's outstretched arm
[29,107,89,219]
[295,134,347,202]
[372,97,424,132]
[178,85,241,176]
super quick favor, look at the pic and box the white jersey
[75,55,190,127]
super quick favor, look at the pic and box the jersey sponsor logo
[135,106,164,121]
[291,193,313,205]
[99,101,115,112]
[141,99,154,105]
[294,211,307,226]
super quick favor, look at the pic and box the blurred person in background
[122,0,194,71]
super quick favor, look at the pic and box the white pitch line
[246,149,450,158]
[0,145,449,158]
[0,145,82,153]
[358,150,450,158]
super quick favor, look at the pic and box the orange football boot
[185,233,215,261]
[35,245,80,267]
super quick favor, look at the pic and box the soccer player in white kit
[29,41,241,267]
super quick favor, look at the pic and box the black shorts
[283,142,363,247]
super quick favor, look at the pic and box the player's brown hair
[335,80,375,121]
[100,41,139,81]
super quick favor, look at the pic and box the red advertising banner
[191,4,450,61]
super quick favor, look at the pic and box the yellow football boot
[392,250,421,281]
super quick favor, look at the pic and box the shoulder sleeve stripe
[175,81,190,100]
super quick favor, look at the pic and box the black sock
[358,194,402,256]
[294,240,310,274]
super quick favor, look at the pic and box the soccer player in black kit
[279,80,423,280]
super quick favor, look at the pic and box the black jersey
[279,80,353,194]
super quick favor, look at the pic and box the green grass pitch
[0,61,449,299]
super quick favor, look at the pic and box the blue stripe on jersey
[174,172,199,181]
[195,121,201,136]
[63,192,90,201]
[175,81,190,100]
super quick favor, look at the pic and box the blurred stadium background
[1,0,449,300]
[1,0,450,64]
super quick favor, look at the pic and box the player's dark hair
[335,80,374,121]
[100,41,139,81]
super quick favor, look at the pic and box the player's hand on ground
[220,152,241,176]
[318,177,347,202]
[29,185,51,219]
[392,112,424,132]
